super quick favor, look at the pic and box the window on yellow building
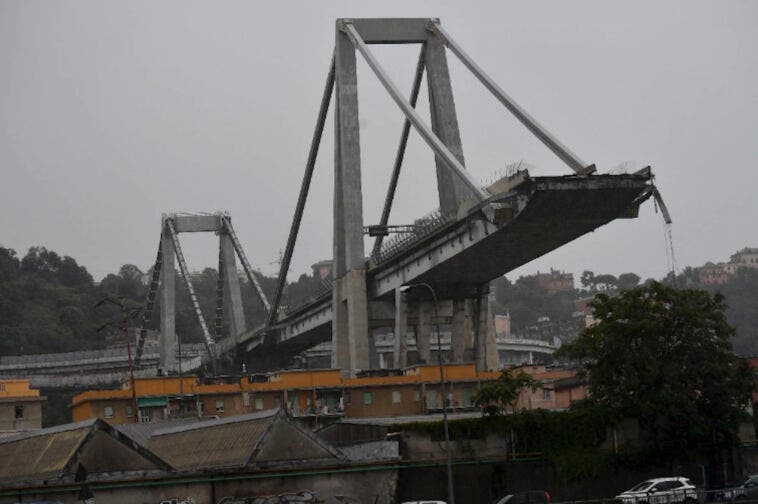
[363,392,372,405]
[103,406,114,419]
[0,383,5,392]
[255,398,264,410]
[216,400,225,413]
[392,390,401,404]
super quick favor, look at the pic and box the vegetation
[667,267,758,355]
[491,275,577,330]
[0,246,102,355]
[492,265,758,356]
[0,244,324,356]
[474,368,539,415]
[559,282,756,465]
[398,406,615,480]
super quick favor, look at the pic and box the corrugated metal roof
[0,419,96,445]
[152,409,279,436]
[113,417,204,448]
[146,414,275,471]
[0,419,173,485]
[0,424,90,483]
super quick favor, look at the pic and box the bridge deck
[241,172,651,359]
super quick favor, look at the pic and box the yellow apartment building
[71,364,585,425]
[0,379,46,434]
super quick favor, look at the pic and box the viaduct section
[0,18,669,386]
[246,18,665,378]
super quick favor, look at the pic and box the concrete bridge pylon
[135,212,270,374]
[261,18,630,379]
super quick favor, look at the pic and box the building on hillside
[730,247,758,268]
[699,262,730,285]
[0,379,45,436]
[697,247,758,285]
[71,364,587,428]
[535,269,575,293]
[574,296,598,327]
[311,259,333,280]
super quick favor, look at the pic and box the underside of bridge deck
[242,172,653,372]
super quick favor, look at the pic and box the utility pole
[400,283,455,504]
[96,296,140,423]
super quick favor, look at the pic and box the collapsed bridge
[2,18,669,386]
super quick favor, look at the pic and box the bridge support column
[159,230,177,373]
[416,302,431,364]
[475,288,499,371]
[332,271,370,377]
[451,299,468,362]
[331,26,370,378]
[426,33,478,216]
[394,288,408,369]
[220,234,246,342]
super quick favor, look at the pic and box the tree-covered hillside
[1,243,757,357]
[0,244,325,356]
[492,266,758,355]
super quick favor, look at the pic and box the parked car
[616,477,698,504]
[399,501,447,504]
[718,475,758,501]
[493,490,551,504]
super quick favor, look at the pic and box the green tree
[559,282,755,466]
[492,275,577,330]
[474,368,539,415]
[593,273,617,291]
[617,272,641,290]
[580,270,596,291]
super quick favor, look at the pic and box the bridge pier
[259,18,655,378]
[416,302,432,364]
[474,289,499,371]
[159,230,177,373]
[220,233,246,342]
[451,299,468,362]
[393,288,408,370]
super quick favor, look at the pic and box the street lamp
[95,296,141,423]
[399,282,455,504]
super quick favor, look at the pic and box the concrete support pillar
[425,33,476,216]
[331,26,370,378]
[451,299,467,362]
[331,280,349,371]
[332,271,370,377]
[394,288,408,369]
[368,328,380,369]
[417,302,431,364]
[159,230,177,373]
[475,288,499,371]
[220,234,246,342]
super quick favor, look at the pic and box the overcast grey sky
[1,1,756,283]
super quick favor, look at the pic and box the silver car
[615,477,698,504]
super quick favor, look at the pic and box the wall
[343,384,424,418]
[0,399,43,431]
[0,468,397,504]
